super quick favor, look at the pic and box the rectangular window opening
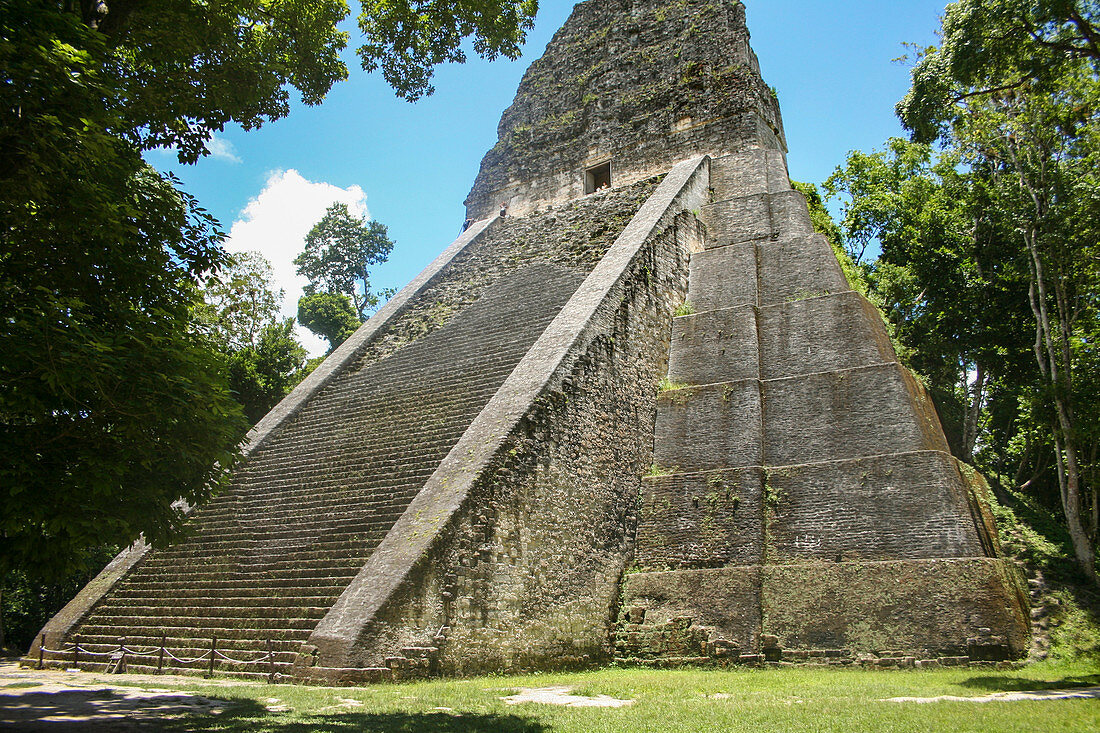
[585,162,612,194]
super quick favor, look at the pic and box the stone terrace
[49,181,657,679]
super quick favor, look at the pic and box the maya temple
[31,0,1029,682]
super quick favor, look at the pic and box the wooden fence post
[207,635,216,678]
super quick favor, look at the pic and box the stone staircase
[58,262,586,678]
[618,148,1027,662]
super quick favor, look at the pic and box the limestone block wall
[622,149,1030,661]
[465,0,784,220]
[294,158,710,681]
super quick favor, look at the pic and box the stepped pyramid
[34,0,1028,682]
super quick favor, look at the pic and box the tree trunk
[962,362,986,464]
[1026,229,1098,584]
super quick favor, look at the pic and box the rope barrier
[213,649,273,665]
[40,638,285,672]
[163,649,212,665]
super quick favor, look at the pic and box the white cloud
[207,135,241,163]
[224,169,369,357]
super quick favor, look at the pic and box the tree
[193,252,283,350]
[298,292,362,353]
[194,252,309,423]
[1,0,535,585]
[889,0,1100,583]
[898,0,1100,143]
[295,203,396,321]
[227,320,309,423]
[360,0,539,100]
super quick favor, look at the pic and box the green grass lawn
[122,660,1100,732]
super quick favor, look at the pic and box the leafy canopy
[298,292,362,353]
[295,203,395,320]
[360,0,539,100]
[898,0,1100,143]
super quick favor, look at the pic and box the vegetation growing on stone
[821,0,1100,586]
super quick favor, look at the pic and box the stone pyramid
[34,0,1028,682]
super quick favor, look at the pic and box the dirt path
[0,660,239,731]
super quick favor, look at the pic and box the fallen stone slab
[502,686,634,708]
[885,686,1100,703]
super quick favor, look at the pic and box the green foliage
[358,0,539,100]
[0,9,249,579]
[227,320,310,424]
[1,544,119,651]
[898,0,1100,144]
[193,252,283,350]
[296,203,396,320]
[658,377,690,392]
[646,464,675,478]
[822,139,1034,463]
[674,301,695,317]
[194,252,310,424]
[298,292,362,353]
[990,495,1100,660]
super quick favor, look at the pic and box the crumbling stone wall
[466,0,783,219]
[341,214,702,675]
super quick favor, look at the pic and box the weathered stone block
[756,291,896,380]
[668,306,760,385]
[700,194,772,246]
[635,467,764,569]
[764,451,988,562]
[756,234,849,306]
[686,243,757,311]
[621,568,762,651]
[762,363,950,467]
[700,190,811,249]
[653,381,763,471]
[760,558,1030,656]
[709,148,790,200]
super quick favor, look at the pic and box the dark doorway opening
[585,162,612,194]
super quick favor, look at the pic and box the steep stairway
[619,148,1024,662]
[60,262,586,677]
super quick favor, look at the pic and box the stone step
[708,148,791,200]
[64,639,302,658]
[119,577,343,592]
[636,466,765,570]
[62,260,590,666]
[76,623,316,641]
[699,190,811,248]
[86,605,329,620]
[109,593,336,607]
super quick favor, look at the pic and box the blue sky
[150,0,949,356]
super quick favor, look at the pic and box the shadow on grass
[960,673,1100,693]
[160,702,550,733]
